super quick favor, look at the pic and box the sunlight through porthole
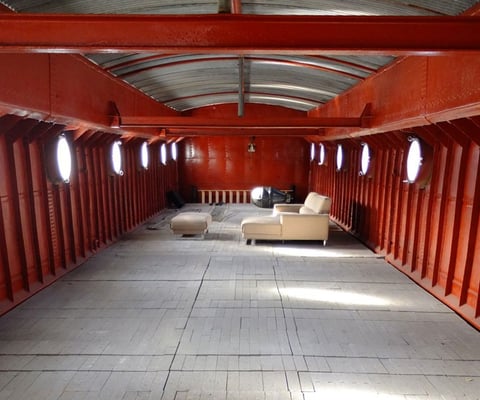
[318,143,326,165]
[56,136,72,183]
[405,136,433,188]
[160,143,167,165]
[111,141,123,175]
[360,143,371,176]
[406,137,422,183]
[336,144,344,171]
[140,142,149,169]
[171,142,177,161]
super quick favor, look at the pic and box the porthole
[171,142,177,161]
[360,143,371,176]
[310,143,315,161]
[406,138,421,183]
[336,144,344,171]
[45,134,72,184]
[160,143,167,165]
[110,141,123,176]
[140,142,149,169]
[56,136,72,183]
[318,143,326,165]
[406,137,433,188]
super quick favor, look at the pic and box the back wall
[178,136,310,203]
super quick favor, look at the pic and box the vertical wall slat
[455,144,480,306]
[64,183,77,265]
[72,144,86,259]
[96,148,107,244]
[426,142,448,283]
[6,137,30,292]
[86,147,98,250]
[0,191,13,301]
[79,145,93,255]
[110,177,119,239]
[434,141,462,290]
[22,137,44,284]
[384,149,398,256]
[52,185,67,269]
[376,148,389,253]
[438,124,471,298]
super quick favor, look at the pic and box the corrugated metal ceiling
[2,0,476,15]
[1,0,478,112]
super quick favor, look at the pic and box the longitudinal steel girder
[0,14,479,55]
[111,115,371,130]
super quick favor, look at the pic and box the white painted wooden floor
[0,204,479,399]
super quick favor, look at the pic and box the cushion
[304,192,331,214]
[299,206,315,214]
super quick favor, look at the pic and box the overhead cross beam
[111,104,372,131]
[113,116,368,129]
[0,14,479,55]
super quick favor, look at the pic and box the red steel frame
[0,119,178,314]
[0,9,479,330]
[310,121,480,329]
[0,15,479,55]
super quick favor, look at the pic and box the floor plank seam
[161,256,213,397]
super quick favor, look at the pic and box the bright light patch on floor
[278,287,390,306]
[304,388,399,400]
[272,246,345,258]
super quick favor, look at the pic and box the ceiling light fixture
[247,136,256,153]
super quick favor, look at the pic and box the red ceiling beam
[112,103,372,132]
[0,14,479,55]
[164,129,318,137]
[112,115,370,130]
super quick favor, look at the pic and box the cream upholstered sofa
[241,192,331,245]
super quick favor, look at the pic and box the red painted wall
[0,53,177,136]
[308,54,480,139]
[178,136,310,203]
[0,115,177,313]
[310,117,480,329]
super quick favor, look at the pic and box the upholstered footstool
[170,212,212,238]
